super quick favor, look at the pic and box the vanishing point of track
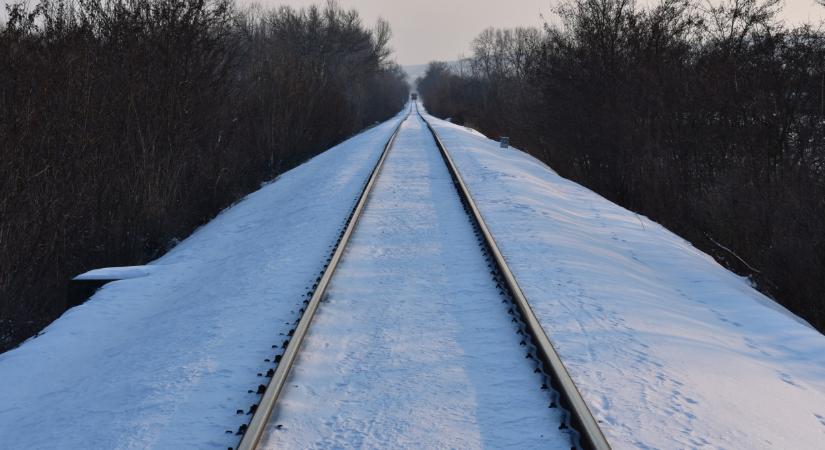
[235,103,610,450]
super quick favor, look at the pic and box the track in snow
[237,105,600,449]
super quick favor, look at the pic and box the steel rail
[236,106,411,450]
[416,103,611,450]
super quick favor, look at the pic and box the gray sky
[246,0,823,65]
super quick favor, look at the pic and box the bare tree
[0,0,409,351]
[418,0,825,333]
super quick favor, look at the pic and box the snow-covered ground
[423,107,825,449]
[0,109,407,449]
[260,113,572,449]
[3,101,825,449]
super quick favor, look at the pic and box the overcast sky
[244,0,823,65]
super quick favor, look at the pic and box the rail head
[415,103,611,450]
[236,106,411,450]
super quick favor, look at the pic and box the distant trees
[419,0,825,332]
[0,0,408,351]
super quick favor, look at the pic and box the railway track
[234,102,610,450]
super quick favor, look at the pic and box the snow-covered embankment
[0,110,407,449]
[425,110,825,449]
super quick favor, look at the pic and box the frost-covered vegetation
[0,0,409,351]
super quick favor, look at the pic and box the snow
[2,101,824,449]
[421,108,825,449]
[0,109,407,449]
[259,113,572,449]
[74,265,155,280]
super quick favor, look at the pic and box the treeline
[0,0,408,351]
[419,0,825,332]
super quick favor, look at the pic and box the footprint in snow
[778,371,803,389]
